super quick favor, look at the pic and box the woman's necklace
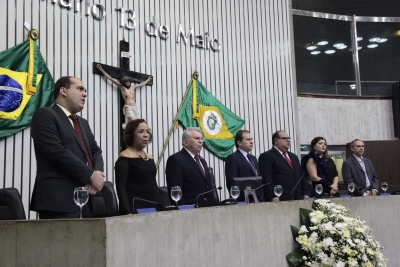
[132,148,149,161]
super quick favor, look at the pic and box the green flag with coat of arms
[0,30,54,139]
[177,72,245,160]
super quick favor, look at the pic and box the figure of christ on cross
[96,64,152,129]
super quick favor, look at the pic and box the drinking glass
[230,186,240,200]
[381,182,388,193]
[274,185,283,197]
[73,187,89,219]
[315,184,323,195]
[171,186,182,207]
[348,183,355,196]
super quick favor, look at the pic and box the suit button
[204,198,207,200]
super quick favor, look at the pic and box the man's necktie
[247,154,258,176]
[194,155,206,179]
[69,114,93,168]
[283,152,294,172]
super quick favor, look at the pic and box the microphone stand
[132,197,160,212]
[196,187,222,208]
[291,173,305,201]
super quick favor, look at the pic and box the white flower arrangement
[286,199,387,267]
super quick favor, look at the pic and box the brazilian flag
[177,72,245,160]
[0,30,54,139]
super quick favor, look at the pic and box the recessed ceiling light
[307,45,317,50]
[317,41,328,45]
[358,46,362,50]
[357,37,363,41]
[333,43,345,48]
[369,37,380,42]
[311,51,321,55]
[336,44,347,49]
[377,38,388,43]
[350,84,356,90]
[325,50,336,54]
[367,44,378,48]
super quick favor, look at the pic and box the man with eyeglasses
[258,130,309,201]
[166,127,219,207]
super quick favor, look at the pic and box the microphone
[208,167,222,203]
[196,186,222,208]
[291,173,305,201]
[253,183,271,192]
[132,197,160,211]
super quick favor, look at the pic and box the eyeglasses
[277,137,291,140]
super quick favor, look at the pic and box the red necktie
[69,115,93,168]
[283,152,294,172]
[194,155,206,179]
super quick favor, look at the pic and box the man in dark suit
[342,139,379,196]
[30,76,105,219]
[166,127,219,207]
[258,130,309,201]
[225,130,259,191]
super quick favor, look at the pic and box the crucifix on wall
[93,40,153,149]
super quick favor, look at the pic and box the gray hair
[350,139,363,148]
[182,127,202,141]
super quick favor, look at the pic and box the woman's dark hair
[309,136,329,159]
[123,119,152,147]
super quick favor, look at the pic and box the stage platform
[1,196,399,266]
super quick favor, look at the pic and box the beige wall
[298,97,395,145]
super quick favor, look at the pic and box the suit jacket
[342,155,379,196]
[258,147,309,201]
[30,105,104,213]
[225,150,259,190]
[165,148,219,207]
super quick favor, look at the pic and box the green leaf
[290,225,300,241]
[286,246,304,267]
[300,208,312,227]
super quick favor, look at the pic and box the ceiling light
[336,44,347,49]
[317,41,328,45]
[307,44,317,50]
[311,51,321,55]
[358,46,362,50]
[333,43,345,48]
[377,38,388,43]
[369,37,380,42]
[357,37,363,41]
[367,44,378,48]
[350,84,356,90]
[325,50,336,54]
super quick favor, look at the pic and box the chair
[0,188,26,220]
[93,181,119,218]
[159,186,171,207]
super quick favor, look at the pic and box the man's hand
[271,197,279,202]
[371,190,378,196]
[303,195,310,199]
[85,183,98,195]
[90,170,105,191]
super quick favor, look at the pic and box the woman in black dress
[301,137,339,196]
[115,119,163,215]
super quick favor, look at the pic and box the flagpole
[156,72,198,169]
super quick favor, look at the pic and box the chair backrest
[159,186,171,207]
[93,181,119,218]
[0,188,26,220]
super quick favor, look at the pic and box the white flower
[302,256,307,260]
[299,225,309,234]
[322,237,334,248]
[335,222,347,230]
[335,261,345,267]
